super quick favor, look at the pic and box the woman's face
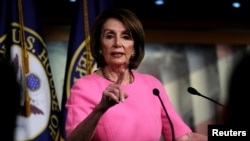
[100,18,134,67]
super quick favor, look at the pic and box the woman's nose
[114,37,122,48]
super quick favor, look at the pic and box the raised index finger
[115,71,124,85]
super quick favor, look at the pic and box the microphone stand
[187,87,225,108]
[153,88,175,141]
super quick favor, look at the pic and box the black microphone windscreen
[152,87,175,141]
[187,86,225,108]
[153,88,159,96]
[187,87,200,95]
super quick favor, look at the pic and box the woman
[0,60,21,141]
[66,8,207,141]
[223,53,250,125]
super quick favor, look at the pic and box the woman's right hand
[98,72,128,110]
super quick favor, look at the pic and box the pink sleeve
[159,87,192,140]
[65,78,98,137]
[136,72,192,140]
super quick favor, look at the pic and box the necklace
[101,68,133,84]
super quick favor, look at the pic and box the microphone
[187,87,225,108]
[153,88,175,141]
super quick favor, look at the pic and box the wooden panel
[145,29,250,44]
[43,25,250,45]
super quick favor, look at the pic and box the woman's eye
[122,35,131,40]
[106,34,113,39]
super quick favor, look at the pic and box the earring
[131,52,135,58]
